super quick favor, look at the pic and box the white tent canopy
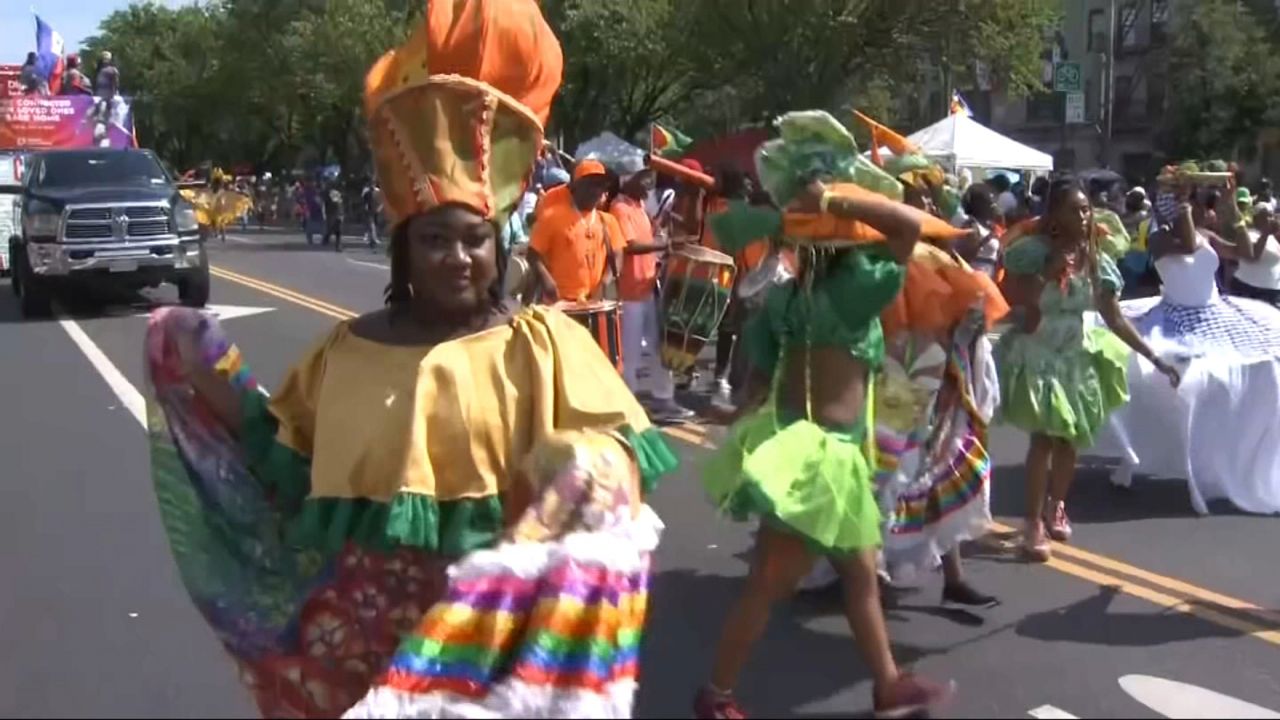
[573,132,646,174]
[905,114,1053,173]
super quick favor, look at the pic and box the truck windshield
[37,151,169,188]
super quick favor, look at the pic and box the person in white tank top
[1229,206,1280,306]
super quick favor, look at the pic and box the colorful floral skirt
[147,309,452,717]
[878,329,993,580]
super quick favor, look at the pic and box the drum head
[552,300,619,314]
[674,245,734,266]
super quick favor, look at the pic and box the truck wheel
[17,248,53,318]
[179,263,211,308]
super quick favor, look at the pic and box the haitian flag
[34,14,65,95]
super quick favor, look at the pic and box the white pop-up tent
[905,114,1053,173]
[573,131,646,174]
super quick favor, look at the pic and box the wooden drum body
[553,300,624,374]
[659,246,736,373]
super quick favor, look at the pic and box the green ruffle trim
[238,393,678,556]
[286,493,505,556]
[620,424,680,495]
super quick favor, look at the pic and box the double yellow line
[210,264,1280,648]
[211,266,356,320]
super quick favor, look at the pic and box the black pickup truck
[7,148,208,318]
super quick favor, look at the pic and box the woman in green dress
[997,177,1181,562]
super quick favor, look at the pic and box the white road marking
[128,303,275,321]
[57,314,146,429]
[224,234,256,244]
[1119,675,1280,719]
[347,258,389,270]
[1028,706,1080,719]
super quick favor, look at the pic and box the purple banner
[0,94,137,150]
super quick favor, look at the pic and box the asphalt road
[2,228,1278,719]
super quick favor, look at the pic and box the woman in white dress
[1092,199,1280,515]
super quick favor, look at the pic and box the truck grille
[124,206,168,220]
[128,219,172,236]
[67,208,112,222]
[63,203,173,241]
[64,223,113,240]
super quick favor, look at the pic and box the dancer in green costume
[693,111,955,720]
[997,177,1180,562]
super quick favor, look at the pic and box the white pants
[622,299,674,400]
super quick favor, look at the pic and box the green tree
[1163,0,1280,159]
[542,0,700,148]
[676,0,1057,135]
[83,3,228,169]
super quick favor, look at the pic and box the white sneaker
[711,380,734,410]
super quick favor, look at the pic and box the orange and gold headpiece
[363,0,563,229]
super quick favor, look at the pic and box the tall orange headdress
[364,0,564,228]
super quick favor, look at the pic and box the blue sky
[2,1,188,64]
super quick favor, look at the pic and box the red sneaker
[1044,500,1073,542]
[693,686,747,719]
[873,673,957,719]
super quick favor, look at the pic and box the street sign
[1065,92,1086,124]
[1054,62,1082,93]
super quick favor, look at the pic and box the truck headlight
[174,201,199,233]
[25,199,60,240]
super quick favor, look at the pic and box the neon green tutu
[997,325,1130,447]
[703,405,882,553]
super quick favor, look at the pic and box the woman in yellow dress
[145,2,676,717]
[179,167,252,242]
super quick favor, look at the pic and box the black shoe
[941,581,1000,609]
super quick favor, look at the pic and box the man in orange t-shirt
[610,166,693,421]
[528,160,625,302]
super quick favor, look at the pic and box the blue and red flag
[34,14,65,94]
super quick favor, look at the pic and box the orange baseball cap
[573,159,607,180]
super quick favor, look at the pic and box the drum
[554,300,623,374]
[659,246,736,373]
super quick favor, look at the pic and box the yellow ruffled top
[267,306,658,505]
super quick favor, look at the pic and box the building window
[1151,0,1170,46]
[1113,75,1134,121]
[1027,92,1064,123]
[1088,9,1107,52]
[1147,74,1166,119]
[1119,0,1141,50]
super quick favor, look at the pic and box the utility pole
[1102,0,1117,169]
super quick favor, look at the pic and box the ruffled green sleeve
[707,200,782,255]
[1003,235,1050,276]
[1097,252,1124,295]
[821,246,907,325]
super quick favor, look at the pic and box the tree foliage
[81,0,1057,171]
[1163,0,1280,159]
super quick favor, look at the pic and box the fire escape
[1108,0,1170,135]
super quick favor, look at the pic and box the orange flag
[853,110,920,157]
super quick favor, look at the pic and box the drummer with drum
[611,164,696,422]
[527,159,624,304]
